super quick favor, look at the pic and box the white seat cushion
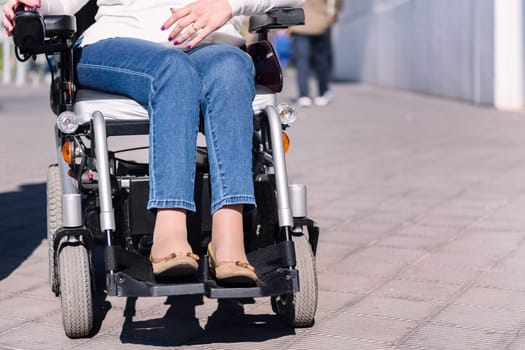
[74,87,276,125]
[74,90,149,124]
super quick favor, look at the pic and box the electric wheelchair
[13,2,320,338]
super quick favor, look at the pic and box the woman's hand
[2,0,41,36]
[161,0,233,49]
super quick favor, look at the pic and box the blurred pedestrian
[291,0,342,107]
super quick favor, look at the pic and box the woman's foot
[208,205,258,285]
[150,252,199,278]
[150,209,198,278]
[207,242,257,285]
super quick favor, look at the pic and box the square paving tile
[453,287,525,312]
[475,270,525,291]
[377,234,450,251]
[349,295,439,321]
[401,323,513,350]
[315,312,417,344]
[0,321,77,350]
[419,251,497,271]
[372,278,461,303]
[0,317,26,335]
[316,290,361,313]
[440,232,523,258]
[0,295,60,321]
[318,270,378,294]
[401,263,478,286]
[432,304,525,333]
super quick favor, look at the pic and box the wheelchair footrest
[107,247,205,297]
[206,268,298,299]
[105,240,299,298]
[109,271,205,297]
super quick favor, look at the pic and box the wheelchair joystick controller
[12,6,77,60]
[12,5,45,57]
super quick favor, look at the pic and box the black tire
[58,241,94,338]
[47,164,62,294]
[271,234,318,327]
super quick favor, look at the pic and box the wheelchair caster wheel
[271,234,317,327]
[58,239,94,338]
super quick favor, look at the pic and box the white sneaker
[314,91,334,106]
[297,96,313,107]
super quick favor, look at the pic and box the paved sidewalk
[3,74,525,349]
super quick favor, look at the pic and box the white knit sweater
[40,0,304,47]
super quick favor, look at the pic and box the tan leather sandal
[150,252,199,278]
[207,243,258,285]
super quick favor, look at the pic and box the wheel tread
[47,164,62,294]
[59,244,93,338]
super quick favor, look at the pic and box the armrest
[44,15,77,38]
[248,7,305,33]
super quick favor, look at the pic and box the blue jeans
[292,29,332,98]
[76,38,256,213]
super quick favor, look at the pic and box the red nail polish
[186,44,192,49]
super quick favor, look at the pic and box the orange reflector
[62,140,73,164]
[282,131,290,153]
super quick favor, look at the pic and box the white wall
[333,0,498,106]
[494,0,524,110]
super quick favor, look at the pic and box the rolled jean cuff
[211,195,256,214]
[147,199,196,212]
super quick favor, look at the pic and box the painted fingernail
[186,45,192,49]
[6,14,12,20]
[160,25,166,31]
[35,2,41,8]
[167,36,172,41]
[173,40,179,45]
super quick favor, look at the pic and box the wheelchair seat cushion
[74,89,149,124]
[74,86,276,125]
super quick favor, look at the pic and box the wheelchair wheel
[47,164,62,294]
[271,234,318,327]
[58,239,94,338]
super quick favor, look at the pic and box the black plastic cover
[247,40,283,92]
[248,7,305,33]
[13,10,45,52]
[44,15,77,38]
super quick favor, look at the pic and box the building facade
[333,0,524,110]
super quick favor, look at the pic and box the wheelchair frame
[14,5,319,338]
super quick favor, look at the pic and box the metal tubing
[289,183,308,218]
[55,127,82,227]
[62,194,82,227]
[264,105,293,227]
[92,111,116,231]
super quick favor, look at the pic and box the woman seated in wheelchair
[3,0,304,285]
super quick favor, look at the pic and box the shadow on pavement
[0,183,47,280]
[119,296,295,346]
